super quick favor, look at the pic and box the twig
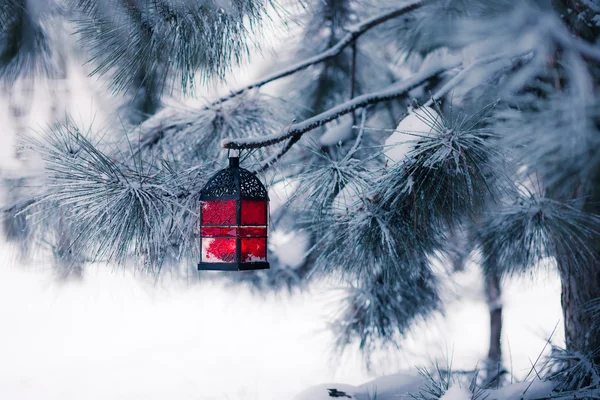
[222,60,460,151]
[254,108,364,174]
[254,135,301,173]
[521,321,561,398]
[342,108,367,163]
[350,41,358,125]
[524,321,560,381]
[209,1,424,108]
[1,198,36,214]
[423,50,534,107]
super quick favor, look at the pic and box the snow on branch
[210,1,424,108]
[222,60,461,151]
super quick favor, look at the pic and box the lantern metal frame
[198,156,270,271]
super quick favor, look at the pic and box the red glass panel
[241,238,267,263]
[239,227,267,237]
[202,238,236,263]
[241,200,267,225]
[201,227,237,237]
[202,200,236,226]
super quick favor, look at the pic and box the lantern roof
[200,157,269,201]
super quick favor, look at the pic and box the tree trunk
[558,255,600,366]
[485,268,503,384]
[548,0,600,368]
[553,201,600,367]
[446,225,504,381]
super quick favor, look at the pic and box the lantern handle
[229,156,240,168]
[228,148,241,158]
[227,149,241,168]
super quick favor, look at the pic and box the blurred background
[0,1,581,398]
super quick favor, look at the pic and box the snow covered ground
[0,244,564,400]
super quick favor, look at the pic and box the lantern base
[198,262,270,271]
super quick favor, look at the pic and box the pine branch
[1,198,36,215]
[72,0,269,93]
[0,0,64,81]
[423,50,534,107]
[222,60,460,151]
[20,119,211,271]
[480,194,600,277]
[136,93,290,165]
[544,345,600,393]
[552,28,600,62]
[210,1,424,108]
[331,269,441,369]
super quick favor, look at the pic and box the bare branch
[210,1,424,108]
[222,60,461,151]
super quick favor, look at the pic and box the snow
[270,230,310,268]
[319,116,355,147]
[359,373,425,399]
[293,373,425,400]
[293,383,361,400]
[481,379,555,400]
[0,245,565,400]
[383,106,443,164]
[439,384,472,400]
[294,374,557,400]
[268,179,299,215]
[244,253,267,262]
[0,254,367,400]
[293,262,565,400]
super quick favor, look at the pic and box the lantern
[198,156,270,271]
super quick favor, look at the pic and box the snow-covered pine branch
[134,93,291,165]
[331,269,441,370]
[72,0,271,93]
[221,60,461,151]
[0,0,66,82]
[480,195,600,277]
[135,1,425,154]
[552,27,600,63]
[209,1,425,108]
[20,120,212,272]
[422,50,534,107]
[222,49,533,171]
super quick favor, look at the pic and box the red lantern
[198,157,270,271]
